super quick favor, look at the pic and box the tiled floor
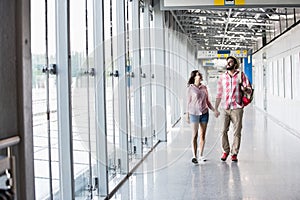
[108,105,300,200]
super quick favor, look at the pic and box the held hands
[214,110,220,118]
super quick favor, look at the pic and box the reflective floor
[109,105,300,200]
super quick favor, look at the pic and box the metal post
[93,0,109,196]
[153,0,167,142]
[131,0,143,158]
[143,0,153,147]
[116,0,129,174]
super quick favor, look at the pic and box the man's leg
[221,109,231,161]
[221,109,231,153]
[231,108,244,157]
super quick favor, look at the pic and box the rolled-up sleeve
[242,73,252,95]
[216,76,223,99]
[186,86,191,113]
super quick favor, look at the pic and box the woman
[186,70,218,164]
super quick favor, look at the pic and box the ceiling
[171,7,298,51]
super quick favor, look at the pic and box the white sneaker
[199,156,207,162]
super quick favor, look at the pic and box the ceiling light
[198,16,206,21]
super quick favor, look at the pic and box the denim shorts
[190,112,209,123]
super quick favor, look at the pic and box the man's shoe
[231,154,238,162]
[192,158,198,164]
[221,152,228,161]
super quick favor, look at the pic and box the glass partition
[140,1,155,150]
[104,0,122,180]
[69,0,97,198]
[31,0,59,199]
[31,0,166,198]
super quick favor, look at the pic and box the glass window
[268,61,274,96]
[31,0,59,199]
[292,53,300,100]
[284,56,292,99]
[278,58,284,97]
[273,60,279,96]
[69,0,96,198]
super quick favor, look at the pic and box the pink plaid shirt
[216,70,251,109]
[187,84,214,115]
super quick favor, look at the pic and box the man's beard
[226,65,234,70]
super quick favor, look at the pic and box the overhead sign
[231,49,248,58]
[203,60,215,67]
[161,0,300,9]
[197,50,218,59]
[197,50,248,59]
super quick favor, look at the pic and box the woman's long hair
[187,70,202,86]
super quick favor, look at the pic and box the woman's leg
[199,122,208,157]
[191,122,199,158]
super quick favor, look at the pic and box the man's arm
[242,72,252,94]
[215,98,221,117]
[215,98,221,111]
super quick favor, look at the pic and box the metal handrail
[0,136,20,150]
[0,135,19,199]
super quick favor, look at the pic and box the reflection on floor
[109,106,300,200]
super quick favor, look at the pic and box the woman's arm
[186,86,191,123]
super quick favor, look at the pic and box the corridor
[2,1,300,199]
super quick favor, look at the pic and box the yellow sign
[198,50,247,59]
[214,0,224,5]
[236,0,245,5]
[231,50,247,57]
[217,54,229,58]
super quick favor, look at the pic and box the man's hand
[241,86,251,94]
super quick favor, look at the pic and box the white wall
[253,23,300,134]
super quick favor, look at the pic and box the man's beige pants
[221,108,244,155]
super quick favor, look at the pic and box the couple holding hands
[186,56,252,164]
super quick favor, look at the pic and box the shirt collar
[225,69,240,77]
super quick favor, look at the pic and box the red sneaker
[221,152,228,161]
[231,154,238,162]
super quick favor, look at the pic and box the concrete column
[0,0,35,199]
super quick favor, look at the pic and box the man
[215,56,252,162]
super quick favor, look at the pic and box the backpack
[238,71,254,106]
